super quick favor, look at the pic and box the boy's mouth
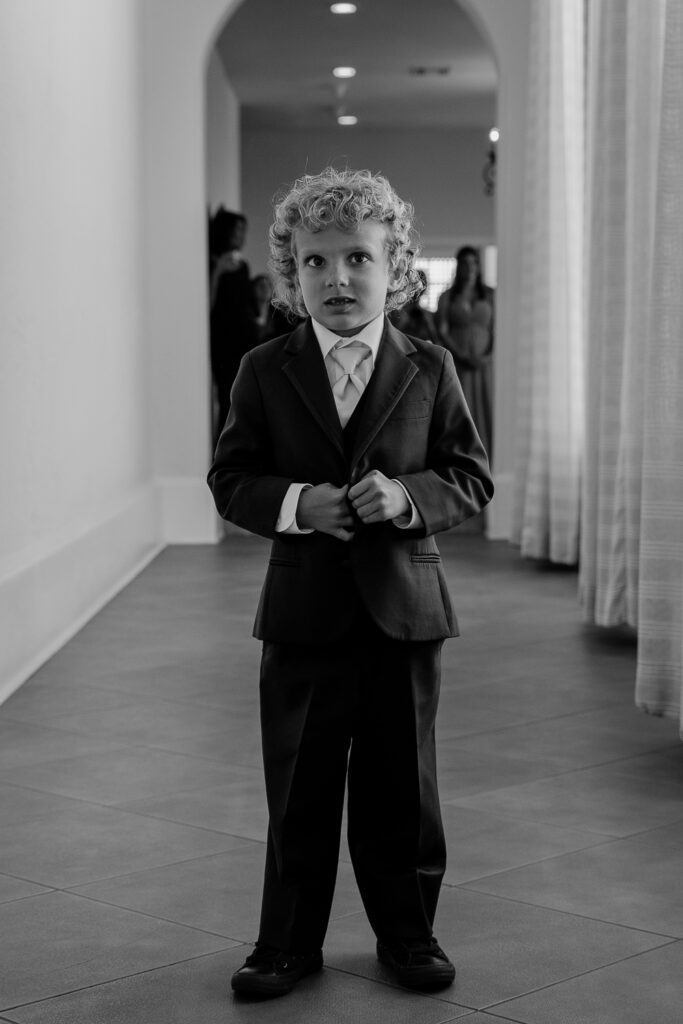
[324,296,355,308]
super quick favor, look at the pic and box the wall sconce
[483,127,498,196]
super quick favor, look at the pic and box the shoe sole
[377,948,456,991]
[231,961,323,998]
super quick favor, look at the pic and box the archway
[203,0,516,532]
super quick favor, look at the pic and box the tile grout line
[0,832,265,895]
[449,881,683,941]
[477,937,683,1015]
[442,740,683,787]
[0,948,245,1017]
[441,800,683,841]
[0,780,267,842]
[0,882,259,945]
[53,886,256,943]
[440,835,620,888]
[439,812,683,889]
[0,956,475,1021]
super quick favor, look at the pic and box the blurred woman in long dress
[436,246,494,459]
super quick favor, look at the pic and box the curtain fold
[635,1,683,719]
[511,0,584,565]
[580,0,664,625]
[580,0,683,725]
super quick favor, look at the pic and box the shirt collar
[310,313,385,364]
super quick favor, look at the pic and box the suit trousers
[256,609,447,953]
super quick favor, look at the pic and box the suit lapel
[350,321,419,468]
[282,321,345,457]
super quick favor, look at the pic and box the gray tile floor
[1,534,682,1022]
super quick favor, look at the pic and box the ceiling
[216,0,497,130]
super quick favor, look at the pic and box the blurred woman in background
[436,246,494,459]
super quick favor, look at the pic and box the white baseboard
[0,484,162,706]
[486,470,514,541]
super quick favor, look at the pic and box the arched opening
[203,0,500,524]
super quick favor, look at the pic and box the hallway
[1,534,682,1022]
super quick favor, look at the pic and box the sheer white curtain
[580,0,662,628]
[580,0,683,725]
[511,0,585,565]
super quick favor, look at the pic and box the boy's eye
[349,252,370,264]
[304,255,325,268]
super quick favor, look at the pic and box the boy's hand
[348,470,409,524]
[296,483,355,541]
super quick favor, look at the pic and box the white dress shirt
[276,315,422,533]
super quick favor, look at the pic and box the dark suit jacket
[208,318,494,644]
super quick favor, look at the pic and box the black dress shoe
[377,936,456,990]
[231,943,323,997]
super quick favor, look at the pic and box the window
[416,247,497,311]
[414,258,456,311]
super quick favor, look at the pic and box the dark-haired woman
[436,247,494,459]
[209,209,257,443]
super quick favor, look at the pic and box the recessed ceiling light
[330,3,357,13]
[489,127,500,143]
[409,66,451,76]
[337,114,358,126]
[333,66,357,79]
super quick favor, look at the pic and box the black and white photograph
[1,1,683,1021]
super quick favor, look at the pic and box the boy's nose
[325,262,349,287]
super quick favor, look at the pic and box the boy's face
[293,220,398,336]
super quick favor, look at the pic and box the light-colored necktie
[327,339,373,427]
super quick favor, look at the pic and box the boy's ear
[387,260,402,291]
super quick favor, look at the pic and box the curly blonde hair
[268,167,422,318]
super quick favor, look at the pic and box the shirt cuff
[392,480,422,529]
[276,483,315,534]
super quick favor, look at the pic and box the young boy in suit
[208,167,493,999]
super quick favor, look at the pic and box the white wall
[465,0,531,538]
[0,0,159,700]
[206,48,241,213]
[138,0,242,544]
[0,0,244,699]
[241,126,496,275]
